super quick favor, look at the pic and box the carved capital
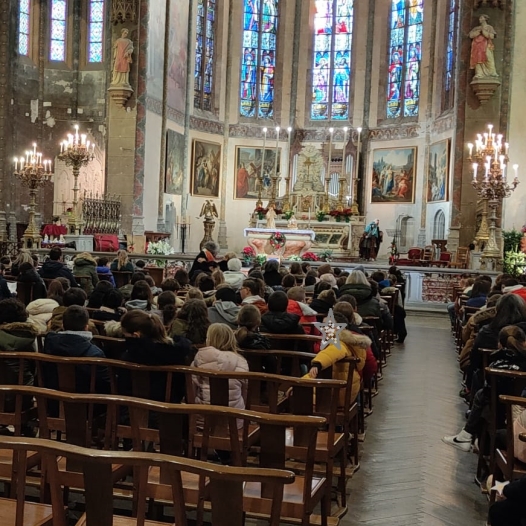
[470,77,502,104]
[474,0,505,9]
[107,85,134,107]
[110,0,137,24]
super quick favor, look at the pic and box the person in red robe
[237,163,249,198]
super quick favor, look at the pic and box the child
[96,257,116,287]
[235,304,271,350]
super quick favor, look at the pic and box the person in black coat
[120,310,193,403]
[262,259,282,288]
[39,247,78,287]
[489,476,526,526]
[261,291,304,335]
[0,264,14,301]
[17,262,47,300]
[189,241,219,282]
[92,289,126,322]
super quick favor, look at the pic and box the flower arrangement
[522,225,526,234]
[255,254,267,266]
[283,210,294,220]
[241,246,256,265]
[254,206,268,220]
[302,251,319,262]
[316,211,327,222]
[318,249,333,262]
[288,254,303,262]
[329,208,354,222]
[147,239,175,267]
[269,231,287,251]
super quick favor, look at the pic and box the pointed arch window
[240,0,279,119]
[311,0,354,121]
[194,0,216,111]
[88,0,105,63]
[50,0,68,61]
[19,0,31,56]
[387,0,423,119]
[443,0,457,111]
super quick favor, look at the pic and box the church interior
[0,0,525,525]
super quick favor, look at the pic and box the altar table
[244,228,316,258]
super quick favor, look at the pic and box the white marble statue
[469,15,498,79]
[266,204,277,230]
[287,214,298,230]
[111,29,134,87]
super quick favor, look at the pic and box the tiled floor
[342,314,488,526]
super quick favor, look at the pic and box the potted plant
[288,254,303,262]
[241,246,256,267]
[283,210,294,220]
[146,239,175,268]
[255,254,267,266]
[254,206,268,220]
[318,249,333,262]
[329,210,343,222]
[302,251,319,262]
[316,211,327,222]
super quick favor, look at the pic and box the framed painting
[427,139,449,203]
[191,139,221,197]
[371,147,417,203]
[165,129,184,195]
[234,147,281,200]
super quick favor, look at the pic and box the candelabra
[13,143,54,249]
[57,125,95,235]
[467,123,519,262]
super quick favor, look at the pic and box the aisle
[343,314,488,526]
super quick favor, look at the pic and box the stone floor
[342,313,488,526]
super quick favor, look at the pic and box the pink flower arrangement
[242,246,256,257]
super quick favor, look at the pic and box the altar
[244,228,315,258]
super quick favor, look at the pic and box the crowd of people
[443,273,526,526]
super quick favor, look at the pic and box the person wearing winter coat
[87,281,114,309]
[110,250,135,273]
[488,475,526,526]
[92,289,126,322]
[124,280,155,312]
[286,286,317,333]
[0,264,14,301]
[192,323,249,427]
[26,297,59,334]
[262,260,282,288]
[309,289,337,315]
[261,291,304,335]
[307,311,368,404]
[240,279,268,314]
[235,305,271,350]
[223,258,245,290]
[208,287,241,329]
[39,248,78,288]
[96,257,116,287]
[17,262,47,300]
[169,299,210,346]
[42,306,109,394]
[73,252,99,296]
[47,288,99,335]
[120,310,193,403]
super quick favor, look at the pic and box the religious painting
[371,147,416,203]
[234,147,281,200]
[191,139,221,197]
[165,129,185,195]
[427,140,449,203]
[167,0,189,113]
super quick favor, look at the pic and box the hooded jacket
[309,297,334,315]
[95,266,116,287]
[125,299,151,312]
[39,260,78,287]
[503,284,526,304]
[192,346,249,425]
[73,257,99,296]
[17,267,47,300]
[92,307,125,322]
[287,300,317,333]
[236,331,271,350]
[338,283,392,329]
[26,298,59,334]
[0,322,38,386]
[47,306,99,335]
[208,301,241,329]
[309,330,369,404]
[43,331,109,393]
[223,271,245,290]
[241,295,268,314]
[459,306,496,371]
[0,276,12,301]
[260,311,304,335]
[263,270,282,288]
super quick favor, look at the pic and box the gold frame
[190,139,221,197]
[426,139,450,204]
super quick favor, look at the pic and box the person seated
[240,279,268,314]
[111,249,135,273]
[235,304,271,350]
[125,280,155,313]
[488,476,526,526]
[0,256,12,274]
[196,273,217,306]
[48,288,99,334]
[289,262,305,283]
[319,273,338,290]
[143,274,162,297]
[208,286,240,329]
[304,271,318,293]
[16,262,47,300]
[0,264,14,301]
[280,274,296,292]
[223,258,245,290]
[286,286,317,329]
[313,280,332,300]
[10,249,33,277]
[118,271,146,300]
[301,262,312,275]
[26,280,68,334]
[174,268,190,290]
[219,251,237,272]
[447,275,475,325]
[502,278,526,303]
[261,291,304,335]
[43,305,109,393]
[306,311,368,404]
[261,259,282,288]
[96,257,116,287]
[186,287,204,301]
[212,269,225,289]
[169,298,210,346]
[158,278,184,308]
[39,247,78,287]
[491,273,513,294]
[337,295,363,325]
[92,289,126,322]
[87,281,114,309]
[192,323,249,421]
[310,288,337,315]
[156,291,177,328]
[317,263,333,278]
[463,277,491,310]
[121,310,192,403]
[72,252,99,296]
[245,271,273,300]
[189,241,219,281]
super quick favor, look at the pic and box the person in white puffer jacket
[192,323,249,425]
[26,298,60,334]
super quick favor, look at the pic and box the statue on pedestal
[199,200,218,250]
[265,203,277,230]
[111,28,134,87]
[469,15,498,79]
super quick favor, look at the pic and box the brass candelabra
[467,123,519,260]
[57,125,95,235]
[13,143,54,248]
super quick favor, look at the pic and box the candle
[86,140,90,151]
[33,143,37,155]
[20,158,24,170]
[14,158,18,171]
[505,142,509,155]
[261,127,268,179]
[488,124,493,135]
[81,134,86,146]
[274,126,280,176]
[342,127,348,177]
[513,164,519,181]
[308,206,311,222]
[483,133,488,145]
[75,124,79,144]
[472,163,478,181]
[467,143,473,158]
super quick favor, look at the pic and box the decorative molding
[367,125,421,141]
[145,96,162,115]
[432,114,455,134]
[167,106,185,126]
[108,85,134,107]
[111,0,137,24]
[474,0,504,9]
[228,124,272,139]
[190,116,224,135]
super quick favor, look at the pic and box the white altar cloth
[243,228,316,240]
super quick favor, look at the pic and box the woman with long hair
[125,280,154,312]
[157,290,177,328]
[235,304,271,350]
[111,249,134,273]
[170,298,210,345]
[10,249,34,276]
[47,279,66,305]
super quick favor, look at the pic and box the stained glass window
[19,0,31,56]
[194,0,216,111]
[311,0,354,121]
[88,0,104,63]
[387,0,423,119]
[240,0,279,119]
[443,0,457,111]
[50,0,67,61]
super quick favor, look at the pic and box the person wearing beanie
[223,257,245,290]
[208,286,241,329]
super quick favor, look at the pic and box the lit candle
[342,127,348,178]
[499,155,505,165]
[472,163,478,181]
[261,127,267,179]
[467,143,473,158]
[14,157,18,171]
[502,164,506,180]
[488,124,493,135]
[513,164,519,181]
[75,125,79,144]
[81,134,86,146]
[274,126,280,176]
[86,140,90,151]
[505,142,509,155]
[33,142,37,156]
[483,133,488,145]
[25,151,29,164]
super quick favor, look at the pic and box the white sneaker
[442,433,472,452]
